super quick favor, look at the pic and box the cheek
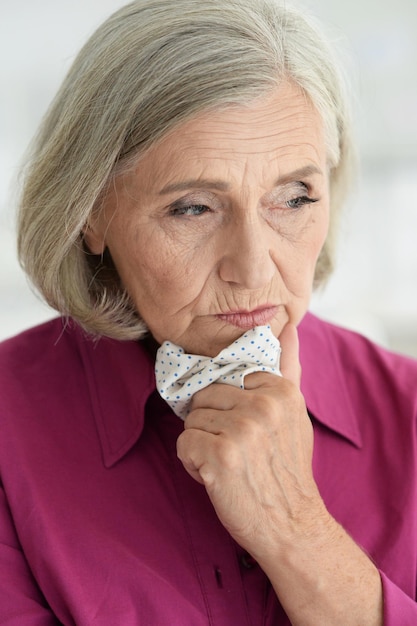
[112,225,181,283]
[129,243,204,308]
[141,257,191,289]
[307,200,330,252]
[311,218,329,259]
[278,210,329,287]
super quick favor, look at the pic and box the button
[240,552,257,569]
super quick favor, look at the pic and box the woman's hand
[176,323,383,626]
[176,323,323,556]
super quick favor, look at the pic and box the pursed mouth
[216,306,278,330]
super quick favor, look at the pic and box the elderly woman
[1,0,417,624]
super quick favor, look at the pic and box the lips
[216,306,278,330]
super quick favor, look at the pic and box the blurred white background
[1,0,417,356]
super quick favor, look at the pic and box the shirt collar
[76,311,361,468]
[298,312,362,448]
[75,327,156,468]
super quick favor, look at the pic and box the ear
[83,220,106,255]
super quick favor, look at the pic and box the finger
[278,323,301,387]
[176,429,217,486]
[184,406,227,433]
[242,370,282,390]
[190,381,243,411]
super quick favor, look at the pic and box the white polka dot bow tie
[155,325,281,420]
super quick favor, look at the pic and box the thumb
[279,323,301,387]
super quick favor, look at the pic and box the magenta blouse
[0,312,417,625]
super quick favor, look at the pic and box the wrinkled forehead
[124,82,327,190]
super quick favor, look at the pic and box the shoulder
[0,317,155,419]
[0,317,82,381]
[300,312,417,398]
[299,313,417,457]
[0,318,88,420]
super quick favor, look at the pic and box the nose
[218,218,277,289]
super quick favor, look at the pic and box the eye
[286,195,318,210]
[267,181,320,212]
[169,203,211,217]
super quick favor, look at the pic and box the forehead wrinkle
[179,124,312,151]
[188,90,314,131]
[178,118,324,161]
[179,134,323,162]
[125,83,326,199]
[178,100,318,146]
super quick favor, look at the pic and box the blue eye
[286,195,318,209]
[170,204,210,216]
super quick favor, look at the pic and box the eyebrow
[274,165,323,186]
[159,179,229,194]
[158,165,323,195]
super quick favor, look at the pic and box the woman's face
[87,82,330,356]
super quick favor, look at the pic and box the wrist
[250,490,334,570]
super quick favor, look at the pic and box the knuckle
[234,415,260,440]
[214,436,241,471]
[249,392,277,418]
[184,407,211,429]
[176,429,196,461]
[245,380,306,424]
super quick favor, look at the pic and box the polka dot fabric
[155,325,281,420]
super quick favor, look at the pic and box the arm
[0,485,60,625]
[177,323,384,625]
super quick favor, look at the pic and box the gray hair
[17,0,354,340]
